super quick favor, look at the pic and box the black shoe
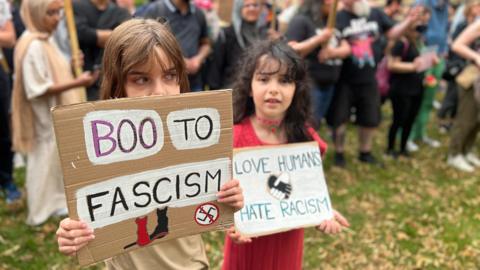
[359,152,384,167]
[334,152,346,168]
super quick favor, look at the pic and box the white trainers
[447,155,475,172]
[422,136,441,148]
[406,141,419,152]
[466,153,480,167]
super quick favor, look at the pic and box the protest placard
[233,142,333,237]
[416,45,438,73]
[52,90,234,266]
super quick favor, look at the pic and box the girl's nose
[268,82,280,95]
[150,80,167,96]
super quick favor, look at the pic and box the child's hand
[217,179,244,210]
[56,218,95,256]
[227,226,252,244]
[316,209,350,234]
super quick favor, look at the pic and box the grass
[1,105,479,269]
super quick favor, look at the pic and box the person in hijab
[209,0,278,89]
[11,0,96,225]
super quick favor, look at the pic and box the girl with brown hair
[56,18,244,269]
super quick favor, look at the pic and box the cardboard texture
[233,142,334,237]
[52,90,234,266]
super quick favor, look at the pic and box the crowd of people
[0,0,479,268]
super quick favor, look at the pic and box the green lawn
[1,110,479,269]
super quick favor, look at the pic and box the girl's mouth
[265,98,281,104]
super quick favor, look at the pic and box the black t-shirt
[336,8,394,84]
[286,14,342,86]
[389,39,423,96]
[143,0,208,86]
[74,1,131,71]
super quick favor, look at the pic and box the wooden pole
[326,0,339,29]
[64,0,87,102]
[271,0,277,31]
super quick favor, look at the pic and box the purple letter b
[91,120,116,157]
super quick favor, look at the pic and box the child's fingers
[317,221,327,232]
[58,245,77,256]
[333,210,350,227]
[218,194,244,210]
[219,179,240,192]
[57,227,94,240]
[58,234,94,247]
[59,218,87,231]
[217,186,241,199]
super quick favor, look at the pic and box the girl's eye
[257,75,269,83]
[279,77,292,84]
[133,77,149,85]
[164,73,177,82]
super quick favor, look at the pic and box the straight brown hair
[100,19,190,100]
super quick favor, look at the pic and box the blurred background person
[447,0,480,172]
[286,0,351,125]
[73,0,130,100]
[143,0,211,92]
[0,0,20,204]
[12,0,96,225]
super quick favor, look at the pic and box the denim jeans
[311,84,335,123]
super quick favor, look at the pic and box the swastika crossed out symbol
[198,206,216,223]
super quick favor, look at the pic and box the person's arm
[289,29,333,57]
[452,20,480,66]
[385,6,421,40]
[95,29,112,48]
[193,38,211,65]
[387,40,418,73]
[388,56,417,73]
[318,39,351,62]
[43,72,96,96]
[22,41,96,99]
[0,20,15,48]
[286,16,333,57]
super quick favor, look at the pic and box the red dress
[222,117,327,270]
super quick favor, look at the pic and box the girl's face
[250,56,295,120]
[43,0,63,33]
[241,0,261,23]
[125,47,180,98]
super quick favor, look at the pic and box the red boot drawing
[124,208,169,249]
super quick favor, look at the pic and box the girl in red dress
[222,40,350,270]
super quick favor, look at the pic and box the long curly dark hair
[232,40,314,143]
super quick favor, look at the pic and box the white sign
[233,142,333,237]
[84,110,165,165]
[76,158,231,229]
[167,108,221,150]
[83,108,221,165]
[194,203,220,226]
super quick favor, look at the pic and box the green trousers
[449,86,480,155]
[410,59,445,141]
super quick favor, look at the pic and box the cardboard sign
[416,46,438,72]
[52,90,235,266]
[233,142,333,237]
